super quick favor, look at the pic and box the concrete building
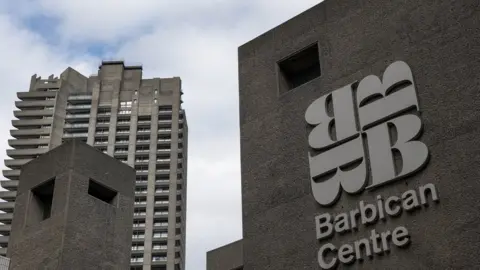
[7,140,135,269]
[209,0,480,269]
[206,240,243,270]
[0,61,188,270]
[0,256,9,270]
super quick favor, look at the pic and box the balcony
[14,109,53,119]
[66,104,91,112]
[3,170,20,180]
[97,112,111,118]
[64,123,90,130]
[0,202,14,213]
[1,180,18,191]
[137,130,151,134]
[0,191,17,202]
[155,201,169,205]
[0,225,11,235]
[158,129,172,134]
[7,148,48,159]
[157,149,170,153]
[10,128,50,138]
[63,133,88,138]
[5,159,31,169]
[157,139,171,144]
[152,257,167,263]
[136,140,150,145]
[0,236,9,247]
[131,236,145,243]
[134,160,149,165]
[153,223,168,228]
[116,130,130,134]
[17,91,56,100]
[153,212,169,218]
[135,181,148,188]
[130,257,144,264]
[0,213,13,223]
[15,100,55,109]
[8,138,49,148]
[65,114,90,119]
[114,150,129,157]
[117,121,130,126]
[95,131,109,137]
[12,119,51,128]
[96,121,110,126]
[94,141,108,145]
[131,245,145,253]
[68,95,92,103]
[155,180,169,187]
[134,199,147,204]
[156,169,170,175]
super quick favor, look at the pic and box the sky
[0,0,321,269]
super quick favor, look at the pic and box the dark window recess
[278,43,321,93]
[88,179,117,205]
[32,179,55,220]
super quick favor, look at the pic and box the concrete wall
[207,240,243,270]
[7,140,135,269]
[238,0,480,269]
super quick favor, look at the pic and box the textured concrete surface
[7,140,135,269]
[238,0,480,269]
[3,60,188,270]
[207,240,243,270]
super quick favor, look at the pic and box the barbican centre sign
[305,61,439,269]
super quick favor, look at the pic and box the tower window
[88,179,117,205]
[31,178,55,220]
[277,43,321,94]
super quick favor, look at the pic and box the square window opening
[88,179,117,205]
[31,178,55,220]
[278,43,321,94]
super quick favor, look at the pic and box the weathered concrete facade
[1,61,188,270]
[206,240,243,270]
[210,0,480,269]
[7,140,135,269]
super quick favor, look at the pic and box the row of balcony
[0,179,180,192]
[131,257,167,264]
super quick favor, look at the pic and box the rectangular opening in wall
[31,178,55,220]
[88,179,117,205]
[277,43,320,94]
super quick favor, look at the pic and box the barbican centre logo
[305,61,429,206]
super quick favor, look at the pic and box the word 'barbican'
[316,183,439,269]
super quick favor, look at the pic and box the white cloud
[0,14,98,172]
[0,1,322,269]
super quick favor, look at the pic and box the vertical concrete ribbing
[167,79,181,270]
[87,81,101,146]
[105,66,124,156]
[143,80,160,270]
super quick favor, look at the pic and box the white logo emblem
[306,61,429,206]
